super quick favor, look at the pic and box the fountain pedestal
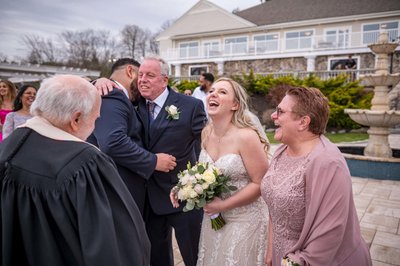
[343,32,400,179]
[345,32,400,159]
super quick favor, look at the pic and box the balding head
[31,75,101,140]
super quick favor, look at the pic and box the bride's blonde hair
[202,77,270,154]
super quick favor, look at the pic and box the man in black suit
[88,58,176,215]
[137,56,207,266]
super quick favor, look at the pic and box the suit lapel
[148,89,179,149]
[138,99,151,147]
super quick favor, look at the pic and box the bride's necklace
[213,126,232,143]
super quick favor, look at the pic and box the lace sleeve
[2,112,15,139]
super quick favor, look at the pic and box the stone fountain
[343,32,400,179]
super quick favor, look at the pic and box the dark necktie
[147,101,156,122]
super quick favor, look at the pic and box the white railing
[170,69,376,83]
[162,30,399,61]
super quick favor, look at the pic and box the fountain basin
[344,109,400,127]
[360,73,400,87]
[339,146,400,180]
[368,43,399,54]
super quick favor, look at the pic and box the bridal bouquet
[172,161,236,230]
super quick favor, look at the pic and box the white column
[215,60,225,76]
[305,55,316,72]
[174,63,181,77]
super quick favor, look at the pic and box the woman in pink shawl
[261,86,371,266]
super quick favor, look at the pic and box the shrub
[174,80,198,93]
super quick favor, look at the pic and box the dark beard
[129,78,141,105]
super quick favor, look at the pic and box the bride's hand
[169,189,180,208]
[203,197,224,216]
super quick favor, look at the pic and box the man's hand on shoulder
[155,153,177,172]
[93,78,119,96]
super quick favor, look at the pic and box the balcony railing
[170,69,376,83]
[162,29,399,61]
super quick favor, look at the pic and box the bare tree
[160,19,175,31]
[60,29,117,70]
[149,32,159,55]
[0,53,8,62]
[21,35,58,64]
[120,25,147,59]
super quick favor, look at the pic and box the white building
[157,0,400,77]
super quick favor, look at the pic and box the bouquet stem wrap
[210,213,225,230]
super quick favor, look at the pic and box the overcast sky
[0,0,261,60]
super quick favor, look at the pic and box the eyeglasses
[275,106,296,117]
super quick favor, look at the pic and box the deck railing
[170,69,376,84]
[162,29,399,61]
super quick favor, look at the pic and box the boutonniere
[165,105,180,120]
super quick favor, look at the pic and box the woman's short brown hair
[286,86,329,135]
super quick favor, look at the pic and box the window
[224,37,248,54]
[203,41,220,58]
[189,65,208,76]
[179,42,199,58]
[325,28,350,48]
[328,56,358,70]
[253,33,279,53]
[363,21,399,44]
[285,30,313,50]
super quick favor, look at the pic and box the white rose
[194,184,203,194]
[180,174,190,186]
[203,170,216,184]
[202,183,209,190]
[178,186,192,200]
[189,188,198,198]
[168,105,178,115]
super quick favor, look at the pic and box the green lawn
[266,132,368,144]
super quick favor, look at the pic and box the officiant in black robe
[0,75,150,266]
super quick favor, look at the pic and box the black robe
[0,128,150,266]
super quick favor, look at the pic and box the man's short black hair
[111,58,140,73]
[202,72,214,83]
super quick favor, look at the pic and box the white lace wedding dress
[196,149,268,266]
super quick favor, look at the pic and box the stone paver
[173,137,400,265]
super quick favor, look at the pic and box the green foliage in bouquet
[173,162,237,230]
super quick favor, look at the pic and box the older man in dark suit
[88,58,176,216]
[138,56,207,266]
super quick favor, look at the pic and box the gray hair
[31,75,98,125]
[143,55,169,76]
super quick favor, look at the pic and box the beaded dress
[197,150,268,266]
[261,148,309,266]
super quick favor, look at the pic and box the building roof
[157,0,255,41]
[236,0,400,26]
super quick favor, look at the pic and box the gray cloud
[0,0,260,59]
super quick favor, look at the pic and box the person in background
[0,80,17,141]
[0,75,150,266]
[88,58,176,215]
[261,86,371,266]
[345,55,357,69]
[192,72,214,112]
[184,89,192,96]
[3,85,37,139]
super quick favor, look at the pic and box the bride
[172,77,270,265]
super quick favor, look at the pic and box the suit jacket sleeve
[91,90,156,179]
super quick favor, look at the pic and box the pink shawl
[283,135,372,265]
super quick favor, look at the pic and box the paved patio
[173,135,400,266]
